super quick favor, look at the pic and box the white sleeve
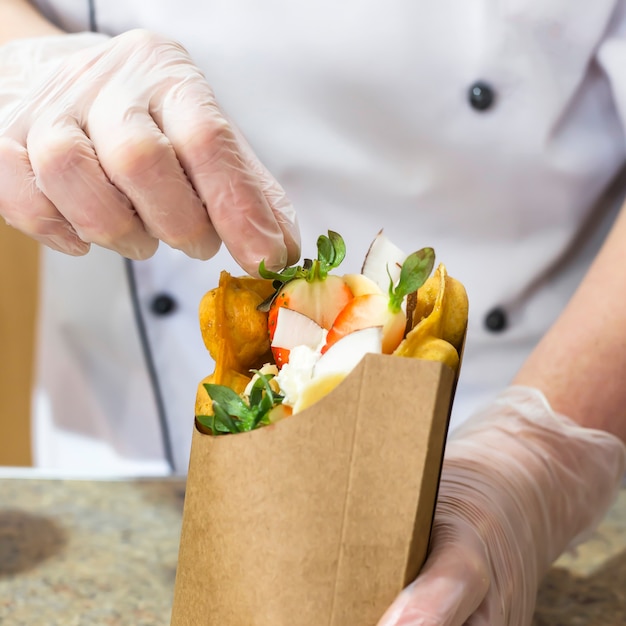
[597,0,626,136]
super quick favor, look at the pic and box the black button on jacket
[469,81,495,111]
[485,307,507,332]
[151,293,177,316]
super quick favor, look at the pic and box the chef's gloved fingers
[378,386,626,626]
[0,125,160,260]
[377,466,540,626]
[139,71,298,270]
[231,122,301,270]
[0,30,299,270]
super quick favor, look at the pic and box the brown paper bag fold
[171,354,457,626]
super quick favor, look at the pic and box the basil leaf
[390,247,435,310]
[196,414,232,435]
[212,402,242,433]
[204,384,250,419]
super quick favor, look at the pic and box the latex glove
[378,386,626,626]
[0,30,299,271]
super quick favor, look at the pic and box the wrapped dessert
[171,230,468,626]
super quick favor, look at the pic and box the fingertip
[43,234,91,256]
[242,245,288,277]
[115,237,160,261]
[182,236,222,261]
[376,585,413,626]
[270,200,300,265]
[266,245,289,272]
[66,241,91,256]
[282,224,301,266]
[286,245,300,266]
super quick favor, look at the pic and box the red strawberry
[323,247,435,354]
[259,231,354,367]
[272,346,291,368]
[267,275,352,334]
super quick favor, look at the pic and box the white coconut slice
[314,326,383,379]
[271,307,326,351]
[361,230,407,292]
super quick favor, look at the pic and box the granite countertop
[0,477,624,625]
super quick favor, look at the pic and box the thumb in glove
[378,386,626,626]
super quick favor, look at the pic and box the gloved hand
[0,29,299,271]
[378,386,626,626]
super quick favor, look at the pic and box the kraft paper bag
[171,354,457,626]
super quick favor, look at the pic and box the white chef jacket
[28,0,626,475]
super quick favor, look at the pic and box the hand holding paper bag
[378,386,626,626]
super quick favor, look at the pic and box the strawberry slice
[323,247,435,354]
[268,273,352,332]
[272,346,291,369]
[259,231,354,367]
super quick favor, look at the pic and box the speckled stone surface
[0,478,623,625]
[533,487,626,626]
[0,478,185,626]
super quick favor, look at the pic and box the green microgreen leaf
[248,377,264,407]
[258,260,302,283]
[257,231,347,311]
[199,372,284,435]
[212,402,243,433]
[250,373,272,413]
[313,231,346,280]
[203,384,250,420]
[327,231,346,269]
[196,414,232,435]
[389,247,435,312]
[317,234,335,267]
[257,255,312,310]
[254,372,284,425]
